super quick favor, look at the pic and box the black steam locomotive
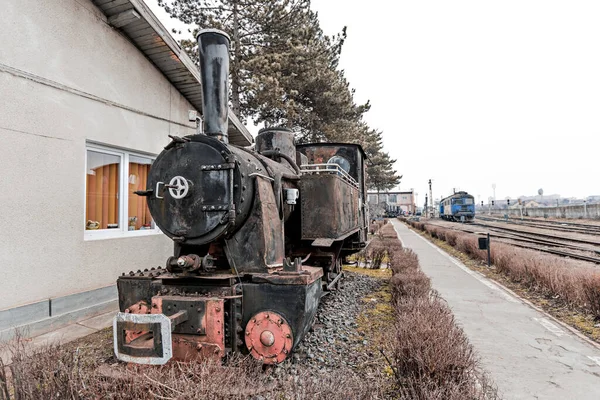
[113,29,368,365]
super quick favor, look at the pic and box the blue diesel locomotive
[439,191,475,221]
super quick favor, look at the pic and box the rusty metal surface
[245,311,293,364]
[113,312,173,365]
[297,144,365,183]
[122,301,152,343]
[153,296,226,361]
[225,177,285,273]
[299,174,359,241]
[250,266,323,285]
[256,128,298,172]
[241,279,321,351]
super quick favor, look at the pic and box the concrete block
[0,300,48,331]
[0,299,118,342]
[50,285,117,316]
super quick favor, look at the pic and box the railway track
[476,215,600,235]
[424,220,600,265]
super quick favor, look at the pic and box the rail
[425,220,600,264]
[300,163,359,188]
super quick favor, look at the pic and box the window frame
[84,143,161,241]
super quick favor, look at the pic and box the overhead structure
[92,0,253,147]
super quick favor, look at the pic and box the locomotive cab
[296,143,368,252]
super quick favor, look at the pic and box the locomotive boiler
[113,29,368,365]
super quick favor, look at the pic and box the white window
[85,143,160,240]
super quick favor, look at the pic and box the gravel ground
[289,271,385,372]
[255,270,392,398]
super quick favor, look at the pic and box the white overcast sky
[145,0,599,203]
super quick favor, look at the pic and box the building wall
[366,191,415,214]
[0,0,197,312]
[504,204,600,219]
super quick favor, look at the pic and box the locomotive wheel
[244,311,293,364]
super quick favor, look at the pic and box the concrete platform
[391,220,600,400]
[0,309,115,364]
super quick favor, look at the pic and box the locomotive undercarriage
[115,262,322,365]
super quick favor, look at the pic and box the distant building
[524,201,541,208]
[367,190,415,216]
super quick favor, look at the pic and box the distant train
[439,191,475,221]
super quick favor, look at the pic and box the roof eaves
[93,0,253,146]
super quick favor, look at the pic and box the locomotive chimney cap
[258,127,293,134]
[196,28,231,42]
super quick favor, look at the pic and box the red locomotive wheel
[244,311,293,364]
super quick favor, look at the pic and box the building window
[388,194,397,203]
[368,195,377,203]
[402,196,407,200]
[85,144,158,240]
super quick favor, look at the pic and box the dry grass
[406,220,600,321]
[0,330,389,400]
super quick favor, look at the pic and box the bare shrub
[368,244,387,269]
[391,272,430,301]
[1,339,85,400]
[379,223,398,238]
[354,248,368,267]
[390,248,419,275]
[385,241,403,271]
[369,223,378,234]
[363,233,403,270]
[393,293,488,399]
[446,230,458,246]
[580,272,600,318]
[455,235,486,260]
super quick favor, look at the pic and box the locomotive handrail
[300,163,359,188]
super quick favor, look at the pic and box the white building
[0,0,252,340]
[367,190,415,216]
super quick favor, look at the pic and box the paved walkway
[391,220,600,400]
[0,310,114,364]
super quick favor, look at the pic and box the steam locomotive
[113,29,368,365]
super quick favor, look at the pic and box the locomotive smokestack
[197,29,230,143]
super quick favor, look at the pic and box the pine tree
[245,9,370,143]
[355,125,401,191]
[159,1,400,189]
[158,0,310,117]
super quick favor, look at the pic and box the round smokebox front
[146,136,247,244]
